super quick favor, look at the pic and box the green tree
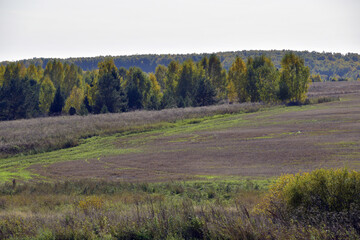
[49,87,65,115]
[94,59,127,113]
[255,56,279,103]
[161,61,180,109]
[126,80,142,110]
[176,59,196,105]
[246,57,259,102]
[84,70,99,108]
[198,56,209,77]
[39,76,56,114]
[208,54,226,98]
[0,63,40,120]
[165,61,180,94]
[155,65,167,90]
[63,63,82,98]
[126,67,151,109]
[246,56,279,102]
[83,96,92,113]
[194,77,217,106]
[279,53,310,102]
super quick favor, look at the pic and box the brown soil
[30,82,360,182]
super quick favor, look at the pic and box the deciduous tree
[63,86,84,114]
[155,65,167,91]
[279,53,310,103]
[228,57,248,102]
[39,76,56,114]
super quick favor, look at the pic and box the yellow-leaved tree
[39,76,56,114]
[228,57,248,102]
[149,73,162,98]
[226,80,237,103]
[26,64,42,82]
[146,73,163,110]
[63,86,84,114]
[0,65,5,87]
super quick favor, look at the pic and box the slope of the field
[1,81,360,182]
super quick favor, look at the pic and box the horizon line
[1,48,359,63]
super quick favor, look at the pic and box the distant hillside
[2,50,360,81]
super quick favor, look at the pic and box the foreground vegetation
[0,169,359,239]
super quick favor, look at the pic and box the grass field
[1,81,360,239]
[0,81,360,182]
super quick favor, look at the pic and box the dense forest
[0,52,314,121]
[1,50,360,81]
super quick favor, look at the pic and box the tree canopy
[0,53,334,120]
[4,50,359,81]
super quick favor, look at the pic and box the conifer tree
[208,54,226,97]
[177,59,196,101]
[194,77,217,106]
[49,87,64,115]
[0,63,40,120]
[95,59,127,113]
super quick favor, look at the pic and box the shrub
[77,196,104,213]
[256,168,360,232]
[68,106,77,115]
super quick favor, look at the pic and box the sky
[0,0,359,61]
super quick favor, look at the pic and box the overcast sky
[0,0,359,61]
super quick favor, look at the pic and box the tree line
[2,50,359,81]
[0,53,310,120]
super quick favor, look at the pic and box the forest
[1,50,360,81]
[0,52,313,121]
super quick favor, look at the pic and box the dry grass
[0,102,264,158]
[3,81,360,158]
[308,80,360,97]
[0,179,358,239]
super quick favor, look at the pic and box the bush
[77,196,104,213]
[68,106,76,115]
[256,168,360,232]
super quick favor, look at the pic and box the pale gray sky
[0,0,359,61]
